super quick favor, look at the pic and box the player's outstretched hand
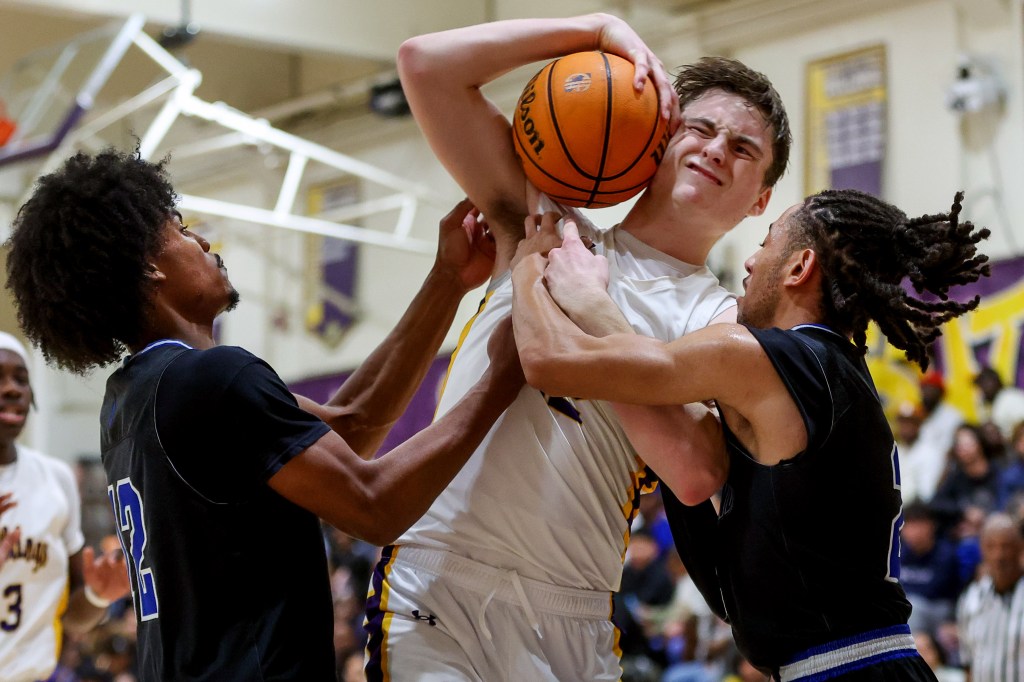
[545,220,610,314]
[83,538,131,605]
[435,197,497,290]
[594,13,680,132]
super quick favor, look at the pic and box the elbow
[655,456,728,507]
[360,525,400,549]
[519,347,572,396]
[520,354,548,391]
[673,474,725,507]
[396,37,434,85]
[335,498,400,548]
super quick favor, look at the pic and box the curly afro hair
[6,148,178,374]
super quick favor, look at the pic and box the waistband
[778,624,918,682]
[391,546,612,621]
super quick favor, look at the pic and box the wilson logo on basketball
[517,72,546,156]
[563,73,592,93]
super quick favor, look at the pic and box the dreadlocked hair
[5,148,177,374]
[790,188,990,370]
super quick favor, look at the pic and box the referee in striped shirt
[956,512,1024,681]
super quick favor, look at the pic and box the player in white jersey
[0,333,129,682]
[365,13,792,680]
[398,206,733,588]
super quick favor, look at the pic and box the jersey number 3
[108,478,159,620]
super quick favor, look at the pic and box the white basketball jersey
[0,446,84,682]
[397,209,735,591]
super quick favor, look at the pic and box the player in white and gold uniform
[0,333,129,682]
[0,445,84,682]
[366,209,735,680]
[367,12,791,681]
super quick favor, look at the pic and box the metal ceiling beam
[3,0,488,62]
[4,14,443,254]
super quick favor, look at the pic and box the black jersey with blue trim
[100,342,335,681]
[662,324,912,672]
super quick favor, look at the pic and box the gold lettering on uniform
[0,528,49,572]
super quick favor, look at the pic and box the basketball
[512,51,670,208]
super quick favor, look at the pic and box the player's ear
[746,186,772,217]
[146,263,167,283]
[784,248,819,287]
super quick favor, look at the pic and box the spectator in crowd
[955,513,1024,681]
[636,492,674,561]
[901,371,963,505]
[997,419,1024,510]
[617,525,677,676]
[931,424,1002,537]
[914,631,965,682]
[977,421,1009,466]
[930,424,1002,587]
[0,331,130,682]
[974,366,1024,443]
[900,500,963,637]
[896,401,947,505]
[918,370,964,462]
[660,549,738,682]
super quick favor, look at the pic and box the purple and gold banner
[805,45,887,198]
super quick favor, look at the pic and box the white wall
[24,0,1024,461]
[713,0,1023,290]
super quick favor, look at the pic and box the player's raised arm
[397,13,676,247]
[297,199,495,458]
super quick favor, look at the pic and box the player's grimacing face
[650,89,774,228]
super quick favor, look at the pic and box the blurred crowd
[39,366,1024,682]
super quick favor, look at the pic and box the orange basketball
[512,51,670,208]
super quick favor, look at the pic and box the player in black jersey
[511,188,990,681]
[4,148,523,681]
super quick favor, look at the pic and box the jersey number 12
[108,478,159,620]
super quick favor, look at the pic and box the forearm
[317,266,468,457]
[399,15,606,93]
[614,402,727,505]
[512,256,594,390]
[63,588,110,633]
[358,368,520,544]
[559,285,633,337]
